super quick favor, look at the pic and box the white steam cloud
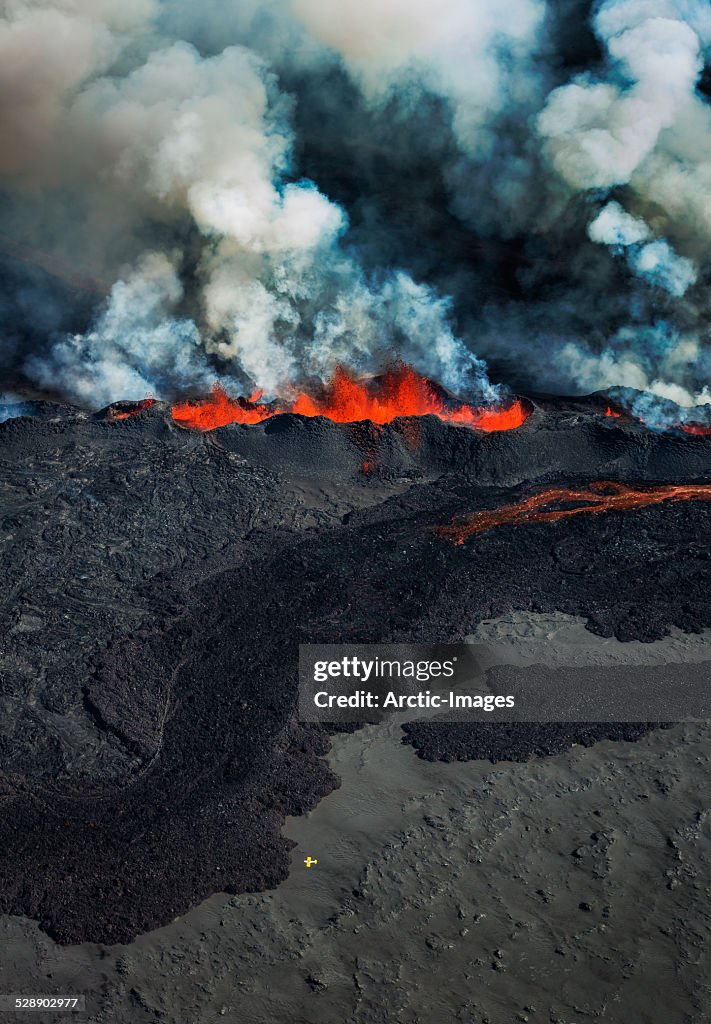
[536,0,711,418]
[538,1,703,188]
[588,201,697,296]
[289,0,546,154]
[1,0,496,405]
[0,0,710,423]
[25,253,215,406]
[588,202,650,248]
[559,328,711,427]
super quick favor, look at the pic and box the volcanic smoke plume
[1,0,711,427]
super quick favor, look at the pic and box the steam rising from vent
[588,202,697,296]
[0,394,32,424]
[25,254,215,407]
[1,0,710,423]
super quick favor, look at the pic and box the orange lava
[171,385,275,430]
[445,399,530,431]
[171,365,530,433]
[434,480,711,545]
[605,405,621,419]
[682,423,711,436]
[113,399,156,419]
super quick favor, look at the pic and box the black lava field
[0,396,708,942]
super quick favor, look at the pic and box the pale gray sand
[1,614,709,1024]
[467,610,711,668]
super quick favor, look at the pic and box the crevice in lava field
[0,397,709,943]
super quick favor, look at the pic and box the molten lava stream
[170,365,529,432]
[434,481,711,545]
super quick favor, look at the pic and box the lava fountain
[172,388,273,430]
[434,481,711,545]
[171,364,530,432]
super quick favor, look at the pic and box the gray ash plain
[0,396,709,949]
[2,619,711,1024]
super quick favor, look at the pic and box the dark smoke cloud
[1,0,710,422]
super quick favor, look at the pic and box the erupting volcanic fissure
[434,481,711,545]
[172,388,272,430]
[170,365,530,432]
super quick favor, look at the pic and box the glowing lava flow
[682,423,711,436]
[434,481,711,545]
[290,365,528,429]
[171,365,529,432]
[172,386,273,430]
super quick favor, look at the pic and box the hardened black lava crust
[0,397,709,942]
